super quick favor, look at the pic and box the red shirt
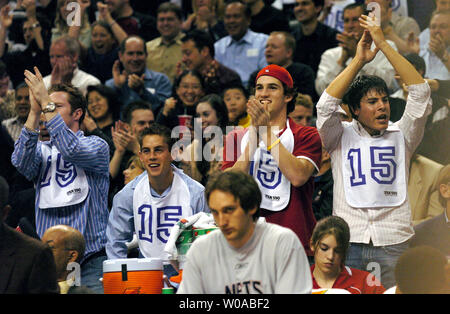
[222,119,322,255]
[311,264,386,294]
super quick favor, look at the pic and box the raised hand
[112,60,127,88]
[337,31,359,57]
[429,33,447,60]
[111,121,134,153]
[406,31,420,54]
[127,73,145,92]
[50,56,74,85]
[247,98,267,127]
[0,5,13,29]
[24,67,52,108]
[359,14,386,48]
[162,97,177,116]
[97,1,114,24]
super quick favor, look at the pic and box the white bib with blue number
[133,168,193,259]
[341,124,407,208]
[241,120,294,212]
[38,144,89,209]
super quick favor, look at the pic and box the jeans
[345,240,409,289]
[81,254,107,294]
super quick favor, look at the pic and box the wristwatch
[42,102,56,113]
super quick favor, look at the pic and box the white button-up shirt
[316,82,431,246]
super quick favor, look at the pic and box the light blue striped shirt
[11,114,110,261]
[214,30,268,88]
[106,166,209,259]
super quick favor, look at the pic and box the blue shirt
[105,166,209,259]
[11,114,110,261]
[105,68,172,115]
[214,29,268,88]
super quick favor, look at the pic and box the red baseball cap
[255,64,293,88]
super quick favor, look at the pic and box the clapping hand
[112,60,128,88]
[24,67,52,109]
[128,73,145,92]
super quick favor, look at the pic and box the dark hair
[48,84,87,125]
[225,0,252,19]
[138,123,175,152]
[436,164,450,208]
[310,216,351,262]
[405,53,426,76]
[91,20,117,46]
[119,35,147,55]
[284,84,298,115]
[122,101,153,125]
[222,84,249,100]
[395,246,448,294]
[15,81,28,91]
[173,69,205,98]
[86,84,122,120]
[205,170,261,221]
[343,2,366,15]
[343,75,389,119]
[157,2,183,21]
[181,29,215,58]
[198,94,229,132]
[312,0,325,8]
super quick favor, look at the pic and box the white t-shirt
[177,218,312,294]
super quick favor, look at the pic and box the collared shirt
[43,67,101,96]
[214,29,268,87]
[2,116,24,142]
[105,167,209,259]
[146,33,184,84]
[420,46,450,80]
[316,83,431,246]
[311,264,385,294]
[11,114,110,261]
[106,68,172,115]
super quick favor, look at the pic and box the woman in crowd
[83,21,119,83]
[85,84,121,145]
[156,69,206,130]
[182,93,228,185]
[51,0,92,49]
[123,155,145,186]
[310,216,386,294]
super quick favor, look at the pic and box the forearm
[225,143,253,173]
[108,19,127,44]
[109,149,125,179]
[262,131,316,187]
[11,128,41,180]
[0,27,7,58]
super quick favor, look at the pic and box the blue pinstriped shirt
[11,114,110,261]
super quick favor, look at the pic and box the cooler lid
[103,258,163,273]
